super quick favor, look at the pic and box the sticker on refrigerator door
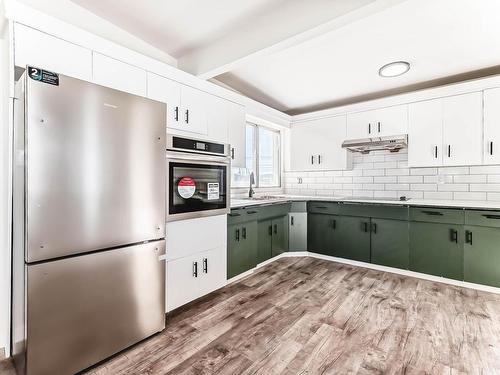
[178,177,196,199]
[27,66,59,86]
[207,183,220,200]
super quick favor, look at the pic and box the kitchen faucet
[249,172,255,198]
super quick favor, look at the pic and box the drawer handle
[421,210,443,216]
[450,229,458,243]
[314,206,328,209]
[228,213,241,217]
[483,214,500,220]
[247,211,258,214]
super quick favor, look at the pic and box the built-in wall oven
[166,134,231,221]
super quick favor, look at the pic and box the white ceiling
[215,0,500,114]
[15,0,500,115]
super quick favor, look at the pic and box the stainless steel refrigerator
[11,68,167,375]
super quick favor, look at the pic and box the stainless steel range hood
[342,134,408,154]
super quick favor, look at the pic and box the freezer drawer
[23,241,165,375]
[23,74,166,262]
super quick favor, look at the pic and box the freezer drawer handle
[483,214,500,220]
[203,258,208,273]
[421,210,443,216]
[193,261,198,277]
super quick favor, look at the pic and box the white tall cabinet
[289,115,350,171]
[483,88,500,165]
[408,92,483,167]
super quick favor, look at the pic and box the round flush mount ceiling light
[378,61,410,78]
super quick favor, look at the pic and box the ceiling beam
[179,0,409,80]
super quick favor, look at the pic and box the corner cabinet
[408,92,483,167]
[289,115,351,171]
[346,105,408,139]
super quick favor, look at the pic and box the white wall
[0,12,12,355]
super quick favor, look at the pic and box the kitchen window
[231,123,281,188]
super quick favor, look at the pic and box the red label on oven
[178,177,196,199]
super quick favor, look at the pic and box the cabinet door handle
[450,229,458,243]
[311,155,314,165]
[368,123,371,134]
[371,222,377,234]
[434,146,438,159]
[490,141,494,156]
[332,219,336,230]
[291,216,294,226]
[242,227,247,240]
[236,229,240,241]
[203,258,208,273]
[268,225,272,236]
[193,261,198,277]
[174,106,179,121]
[274,224,277,234]
[363,222,369,233]
[231,147,235,160]
[247,210,258,215]
[377,122,381,133]
[421,210,443,216]
[318,155,321,164]
[185,109,189,123]
[465,230,473,245]
[448,145,451,158]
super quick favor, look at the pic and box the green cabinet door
[307,213,335,256]
[371,218,409,269]
[227,222,258,279]
[333,215,371,262]
[271,215,288,257]
[257,219,272,264]
[409,222,463,280]
[464,225,500,287]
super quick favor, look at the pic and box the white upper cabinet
[14,24,92,81]
[442,92,482,166]
[226,102,247,168]
[408,92,482,167]
[179,85,208,135]
[347,105,408,139]
[289,115,350,171]
[147,72,181,129]
[206,95,229,143]
[408,98,443,167]
[483,88,500,165]
[92,52,147,96]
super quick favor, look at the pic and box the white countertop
[230,195,500,210]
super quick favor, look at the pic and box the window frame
[247,122,281,188]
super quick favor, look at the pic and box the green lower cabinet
[307,213,335,256]
[257,219,273,264]
[271,215,288,257]
[371,218,409,269]
[227,222,258,279]
[333,215,371,262]
[464,225,500,287]
[409,222,463,280]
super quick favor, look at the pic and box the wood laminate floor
[3,256,500,374]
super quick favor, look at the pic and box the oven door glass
[169,162,227,215]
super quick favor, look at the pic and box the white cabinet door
[166,254,200,312]
[442,92,482,166]
[288,213,307,251]
[290,116,349,171]
[92,52,147,96]
[206,95,228,143]
[199,246,226,297]
[14,24,92,81]
[408,99,443,167]
[146,72,181,130]
[373,105,408,136]
[483,88,500,164]
[177,85,208,135]
[347,111,371,139]
[227,102,247,168]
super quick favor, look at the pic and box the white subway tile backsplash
[283,150,500,203]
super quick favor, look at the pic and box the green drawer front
[340,203,408,220]
[465,210,500,228]
[290,201,307,212]
[228,207,259,225]
[307,201,341,215]
[258,203,291,221]
[409,207,464,224]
